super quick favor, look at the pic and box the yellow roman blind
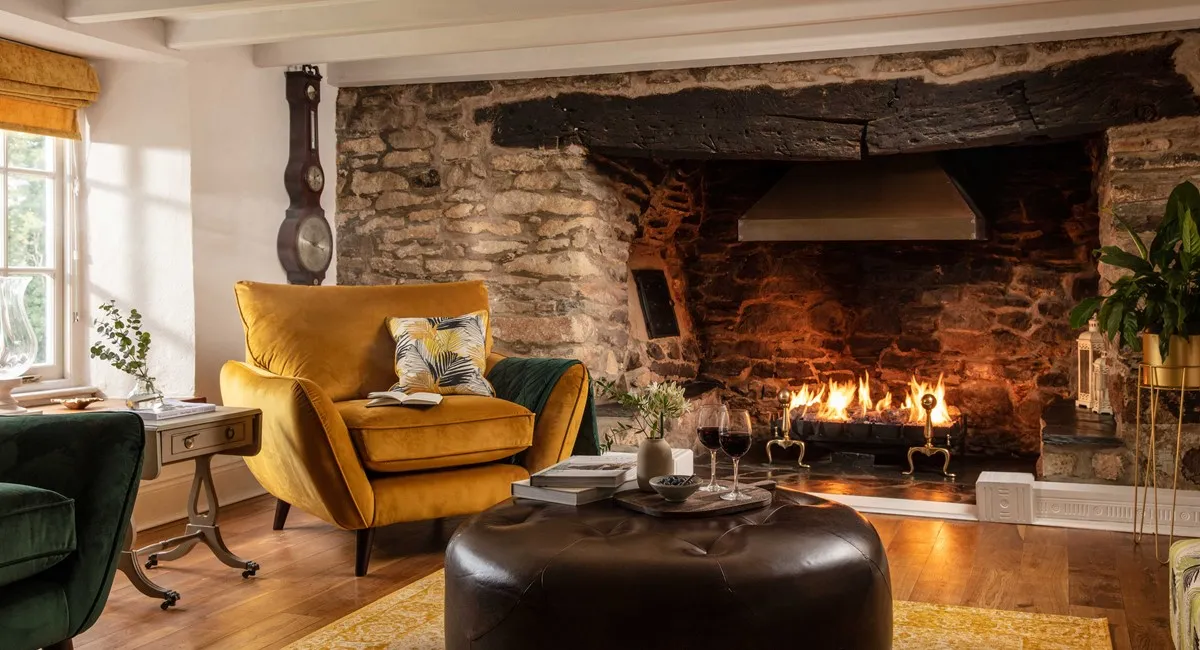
[0,39,99,140]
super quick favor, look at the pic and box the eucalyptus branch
[597,378,692,439]
[89,300,154,382]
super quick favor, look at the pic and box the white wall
[81,50,338,528]
[84,59,196,399]
[188,49,337,403]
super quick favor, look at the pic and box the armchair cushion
[337,396,534,473]
[0,483,75,589]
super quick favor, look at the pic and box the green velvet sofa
[0,413,144,650]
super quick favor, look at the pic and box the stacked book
[511,449,693,505]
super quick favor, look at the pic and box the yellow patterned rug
[285,570,1110,650]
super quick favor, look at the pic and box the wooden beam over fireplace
[477,44,1200,160]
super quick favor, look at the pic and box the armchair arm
[0,412,143,638]
[487,357,592,473]
[220,361,374,530]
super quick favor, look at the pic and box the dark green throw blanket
[488,357,600,457]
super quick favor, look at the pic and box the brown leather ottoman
[444,489,891,649]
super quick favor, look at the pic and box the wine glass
[720,409,754,501]
[695,404,729,493]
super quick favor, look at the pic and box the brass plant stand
[902,394,955,478]
[766,389,809,468]
[1132,362,1200,563]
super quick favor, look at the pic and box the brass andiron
[902,393,955,478]
[766,389,809,468]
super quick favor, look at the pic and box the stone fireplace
[336,31,1200,484]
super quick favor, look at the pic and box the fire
[785,372,955,426]
[902,374,952,426]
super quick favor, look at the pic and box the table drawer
[165,420,249,461]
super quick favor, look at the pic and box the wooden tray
[614,482,772,518]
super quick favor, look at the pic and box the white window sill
[15,384,100,407]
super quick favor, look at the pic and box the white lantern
[1076,315,1106,410]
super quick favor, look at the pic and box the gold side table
[1132,363,1199,564]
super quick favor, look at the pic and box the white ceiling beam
[324,0,1200,86]
[252,0,1079,67]
[0,0,180,61]
[167,0,717,49]
[64,0,352,24]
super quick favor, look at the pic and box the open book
[365,390,443,408]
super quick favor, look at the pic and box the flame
[789,384,825,417]
[785,372,954,426]
[817,379,857,422]
[902,374,951,426]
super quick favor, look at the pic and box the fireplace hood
[738,155,986,242]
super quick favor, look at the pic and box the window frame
[0,130,80,392]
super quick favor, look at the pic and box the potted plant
[89,300,163,409]
[1070,180,1200,387]
[596,379,692,491]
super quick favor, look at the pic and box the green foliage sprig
[1071,181,1200,359]
[89,300,154,381]
[596,379,692,440]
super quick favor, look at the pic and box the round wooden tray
[613,482,772,518]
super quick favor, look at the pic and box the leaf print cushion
[385,310,494,397]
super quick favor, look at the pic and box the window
[0,129,72,384]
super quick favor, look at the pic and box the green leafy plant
[89,300,154,382]
[1070,181,1200,359]
[596,379,692,440]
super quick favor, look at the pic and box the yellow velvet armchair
[220,280,590,575]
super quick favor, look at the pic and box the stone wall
[336,30,1200,463]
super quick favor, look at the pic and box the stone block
[922,48,997,77]
[387,129,436,150]
[1039,451,1078,478]
[376,191,434,210]
[492,191,596,216]
[425,259,492,274]
[382,150,432,168]
[446,220,522,236]
[1091,451,1125,482]
[503,252,601,278]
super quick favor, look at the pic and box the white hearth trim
[809,492,978,522]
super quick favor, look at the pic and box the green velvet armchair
[0,413,144,650]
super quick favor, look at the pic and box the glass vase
[126,376,164,410]
[0,276,37,414]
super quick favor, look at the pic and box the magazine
[133,399,217,421]
[365,390,443,408]
[529,453,638,488]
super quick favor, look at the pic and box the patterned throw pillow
[385,310,494,397]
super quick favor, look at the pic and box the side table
[45,402,263,609]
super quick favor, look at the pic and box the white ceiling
[4,0,1200,85]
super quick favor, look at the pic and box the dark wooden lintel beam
[476,44,1200,161]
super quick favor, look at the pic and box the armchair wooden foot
[355,528,375,577]
[273,500,291,531]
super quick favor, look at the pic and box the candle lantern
[1076,315,1107,411]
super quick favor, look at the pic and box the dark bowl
[649,475,702,503]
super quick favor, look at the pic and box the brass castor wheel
[241,561,259,579]
[145,554,158,570]
[160,590,180,610]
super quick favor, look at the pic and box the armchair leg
[355,527,375,577]
[44,639,73,650]
[273,499,291,531]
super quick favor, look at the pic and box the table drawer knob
[183,435,196,449]
[225,427,235,440]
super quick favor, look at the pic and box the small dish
[649,475,701,503]
[52,397,104,411]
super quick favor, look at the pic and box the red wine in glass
[721,409,754,501]
[718,431,752,458]
[698,426,722,450]
[695,405,728,493]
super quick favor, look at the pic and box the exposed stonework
[337,30,1200,464]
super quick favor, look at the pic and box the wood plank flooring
[76,495,1171,649]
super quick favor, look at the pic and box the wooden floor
[76,494,1170,650]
